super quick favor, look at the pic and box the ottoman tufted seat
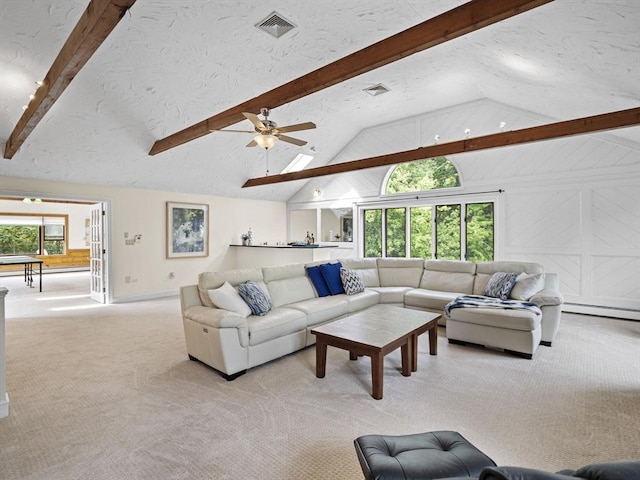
[354,430,496,480]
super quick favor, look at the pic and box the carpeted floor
[1,272,639,479]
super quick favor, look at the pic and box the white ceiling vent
[363,84,390,96]
[256,12,296,38]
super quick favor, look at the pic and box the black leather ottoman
[354,430,496,480]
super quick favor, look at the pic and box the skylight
[281,153,313,174]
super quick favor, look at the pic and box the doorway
[0,196,111,304]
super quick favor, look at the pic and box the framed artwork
[166,202,209,258]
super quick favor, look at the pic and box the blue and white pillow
[484,272,519,300]
[238,281,272,316]
[340,268,364,295]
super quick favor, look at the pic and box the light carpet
[0,272,639,479]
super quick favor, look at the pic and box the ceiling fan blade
[276,122,316,134]
[242,112,266,131]
[278,134,307,146]
[246,139,258,147]
[210,129,256,133]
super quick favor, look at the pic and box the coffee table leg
[428,323,438,355]
[401,342,411,376]
[316,340,327,378]
[371,354,383,400]
[410,334,418,372]
[349,352,358,360]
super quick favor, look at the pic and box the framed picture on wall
[166,202,209,258]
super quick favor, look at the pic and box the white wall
[289,99,640,317]
[2,177,286,302]
[0,200,91,249]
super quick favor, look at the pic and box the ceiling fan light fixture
[254,134,277,150]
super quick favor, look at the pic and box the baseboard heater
[563,303,640,321]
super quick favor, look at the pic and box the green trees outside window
[363,209,382,257]
[0,216,66,255]
[409,207,432,258]
[385,208,406,257]
[0,225,39,255]
[386,157,460,193]
[465,203,494,262]
[361,157,495,260]
[435,204,461,260]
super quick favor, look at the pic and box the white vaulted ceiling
[0,1,638,202]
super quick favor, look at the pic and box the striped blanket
[444,295,541,317]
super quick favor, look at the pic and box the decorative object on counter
[242,228,254,246]
[310,233,315,243]
[305,231,311,244]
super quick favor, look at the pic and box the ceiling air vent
[363,84,390,96]
[256,12,296,38]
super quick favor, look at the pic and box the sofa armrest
[530,273,564,307]
[530,290,564,307]
[183,305,248,329]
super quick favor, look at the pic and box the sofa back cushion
[339,258,380,287]
[198,267,265,308]
[262,263,316,307]
[376,258,425,288]
[420,260,476,294]
[473,261,544,296]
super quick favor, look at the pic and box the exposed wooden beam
[3,0,136,159]
[149,0,553,156]
[242,107,640,187]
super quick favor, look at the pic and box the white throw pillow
[509,272,544,301]
[208,281,252,317]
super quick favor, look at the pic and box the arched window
[385,157,460,194]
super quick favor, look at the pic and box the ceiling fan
[213,108,316,149]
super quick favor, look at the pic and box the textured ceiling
[0,0,638,202]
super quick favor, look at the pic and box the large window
[361,157,495,260]
[0,215,67,255]
[362,202,494,261]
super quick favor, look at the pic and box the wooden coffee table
[310,304,440,399]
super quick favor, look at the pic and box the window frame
[0,213,68,256]
[358,192,500,260]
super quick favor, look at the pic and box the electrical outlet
[169,272,175,279]
[125,276,131,284]
[125,239,135,246]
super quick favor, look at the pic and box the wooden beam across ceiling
[149,0,553,156]
[242,107,640,187]
[3,0,136,160]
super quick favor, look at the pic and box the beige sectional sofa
[179,258,563,379]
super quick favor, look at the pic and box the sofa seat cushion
[446,305,541,332]
[369,286,413,304]
[405,288,464,311]
[340,289,380,313]
[247,308,307,346]
[285,296,349,327]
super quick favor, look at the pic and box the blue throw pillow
[319,262,345,295]
[238,281,272,316]
[306,265,331,297]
